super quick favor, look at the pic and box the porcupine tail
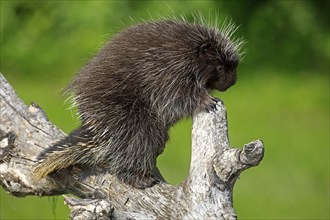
[33,126,96,180]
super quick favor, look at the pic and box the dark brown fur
[33,20,242,188]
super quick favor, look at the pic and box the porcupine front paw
[202,96,221,113]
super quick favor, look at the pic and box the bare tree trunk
[0,73,264,219]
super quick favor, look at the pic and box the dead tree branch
[0,73,264,219]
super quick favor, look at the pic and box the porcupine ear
[198,42,214,58]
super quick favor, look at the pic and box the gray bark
[0,73,264,219]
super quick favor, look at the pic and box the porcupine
[33,19,243,189]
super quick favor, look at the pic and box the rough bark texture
[0,73,264,219]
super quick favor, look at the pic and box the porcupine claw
[205,97,220,113]
[136,175,162,189]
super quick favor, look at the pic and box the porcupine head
[33,17,243,189]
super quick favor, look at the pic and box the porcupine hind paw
[118,172,162,189]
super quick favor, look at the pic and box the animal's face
[207,59,238,91]
[198,42,239,92]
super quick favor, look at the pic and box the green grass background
[1,0,329,219]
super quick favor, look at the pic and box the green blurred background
[0,0,328,219]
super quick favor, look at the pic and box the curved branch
[0,73,264,219]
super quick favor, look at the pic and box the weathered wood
[0,72,264,219]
